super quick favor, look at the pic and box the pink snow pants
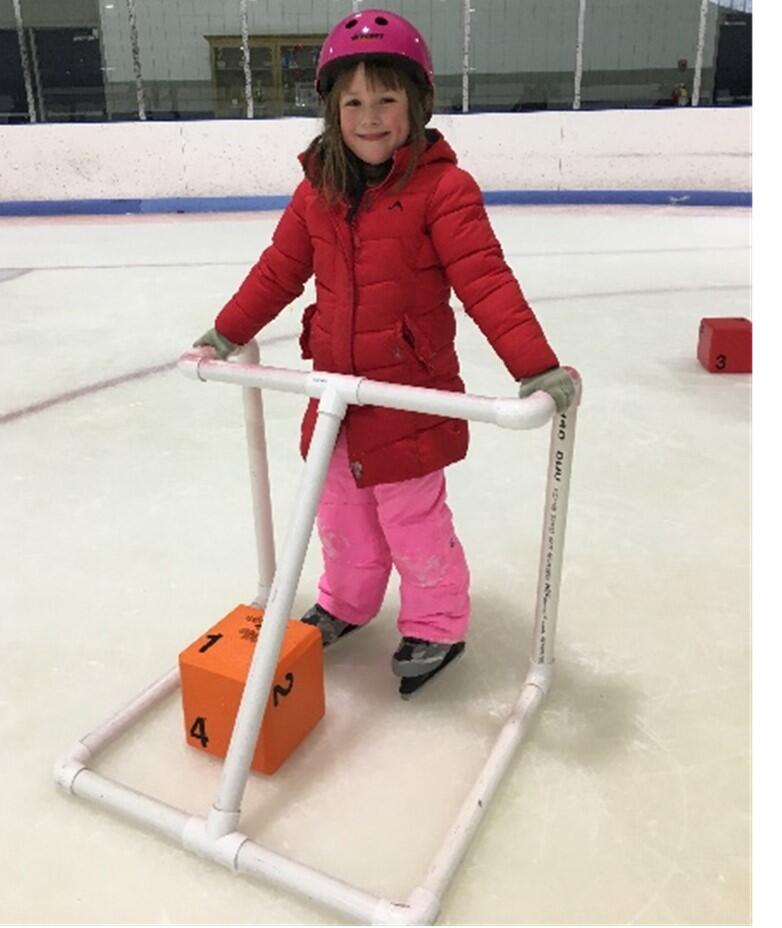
[315,431,470,643]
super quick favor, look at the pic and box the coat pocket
[299,303,316,360]
[396,314,435,371]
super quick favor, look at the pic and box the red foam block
[697,317,752,373]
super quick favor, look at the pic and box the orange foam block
[179,604,324,774]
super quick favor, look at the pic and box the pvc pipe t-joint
[182,816,247,870]
[525,660,554,695]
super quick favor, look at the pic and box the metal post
[462,0,472,113]
[574,0,587,110]
[28,27,45,122]
[692,0,710,107]
[126,0,146,120]
[12,0,36,123]
[240,0,254,119]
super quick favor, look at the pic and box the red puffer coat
[215,130,559,487]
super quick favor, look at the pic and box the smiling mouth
[358,132,389,141]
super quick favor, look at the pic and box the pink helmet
[315,8,434,96]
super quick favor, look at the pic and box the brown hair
[304,55,434,206]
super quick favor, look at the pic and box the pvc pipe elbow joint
[372,887,440,926]
[495,393,555,430]
[54,742,92,792]
[563,365,583,407]
[236,339,260,364]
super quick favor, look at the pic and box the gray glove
[518,367,575,414]
[193,327,239,360]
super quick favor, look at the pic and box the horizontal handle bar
[178,350,560,431]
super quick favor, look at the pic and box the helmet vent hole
[344,18,358,29]
[375,16,389,25]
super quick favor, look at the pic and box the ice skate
[300,603,362,647]
[392,636,466,698]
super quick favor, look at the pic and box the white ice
[0,203,751,925]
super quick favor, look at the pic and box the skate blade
[398,643,466,700]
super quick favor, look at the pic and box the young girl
[194,8,574,697]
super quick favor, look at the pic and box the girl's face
[338,62,410,165]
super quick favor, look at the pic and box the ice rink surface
[1,203,751,925]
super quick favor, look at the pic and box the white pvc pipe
[207,386,349,836]
[408,376,581,903]
[52,657,400,922]
[178,352,556,432]
[236,342,276,607]
[70,770,192,843]
[180,352,311,395]
[419,676,548,902]
[530,369,581,665]
[236,839,387,923]
[62,764,437,925]
[55,666,180,791]
[355,377,554,430]
[416,380,581,898]
[79,667,180,756]
[62,758,413,924]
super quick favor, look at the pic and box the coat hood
[297,128,458,192]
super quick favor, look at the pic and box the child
[193,8,573,697]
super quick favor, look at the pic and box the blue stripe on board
[482,190,752,207]
[0,195,292,216]
[0,189,750,217]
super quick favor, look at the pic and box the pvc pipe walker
[55,347,581,926]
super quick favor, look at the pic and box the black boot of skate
[300,603,362,647]
[392,636,466,698]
